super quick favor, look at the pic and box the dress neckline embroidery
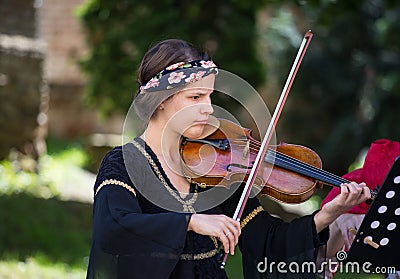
[132,138,198,213]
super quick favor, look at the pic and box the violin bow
[219,30,314,269]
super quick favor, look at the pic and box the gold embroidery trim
[180,206,263,260]
[95,179,136,197]
[180,236,219,260]
[131,140,198,213]
[240,205,263,229]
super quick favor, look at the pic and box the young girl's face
[158,74,215,139]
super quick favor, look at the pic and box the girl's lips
[193,120,208,125]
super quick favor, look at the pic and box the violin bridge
[242,140,250,159]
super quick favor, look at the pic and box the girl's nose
[200,99,213,115]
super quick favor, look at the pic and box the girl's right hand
[188,214,241,255]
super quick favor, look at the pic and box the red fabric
[321,139,400,214]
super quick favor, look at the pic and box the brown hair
[137,39,210,88]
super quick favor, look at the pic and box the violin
[180,118,377,204]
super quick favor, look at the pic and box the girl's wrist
[314,208,339,233]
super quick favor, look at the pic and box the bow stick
[219,30,314,269]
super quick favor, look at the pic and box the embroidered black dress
[86,139,328,279]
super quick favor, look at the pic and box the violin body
[261,143,322,203]
[180,119,323,204]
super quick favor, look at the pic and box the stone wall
[38,0,124,139]
[48,83,124,138]
[38,0,87,84]
[0,0,125,160]
[0,35,46,160]
[0,0,38,38]
[0,1,47,160]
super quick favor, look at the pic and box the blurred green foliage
[0,193,91,267]
[0,160,54,197]
[76,0,266,115]
[0,142,89,197]
[0,144,92,278]
[0,259,86,279]
[263,0,400,174]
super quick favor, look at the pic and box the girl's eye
[192,96,200,100]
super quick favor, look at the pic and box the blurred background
[0,0,398,278]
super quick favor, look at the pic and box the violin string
[271,151,348,184]
[268,149,349,186]
[228,141,349,186]
[228,139,345,181]
[233,141,349,185]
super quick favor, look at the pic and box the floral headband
[139,60,218,93]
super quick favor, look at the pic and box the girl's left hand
[314,182,370,233]
[323,182,370,216]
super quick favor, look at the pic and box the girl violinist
[86,39,371,279]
